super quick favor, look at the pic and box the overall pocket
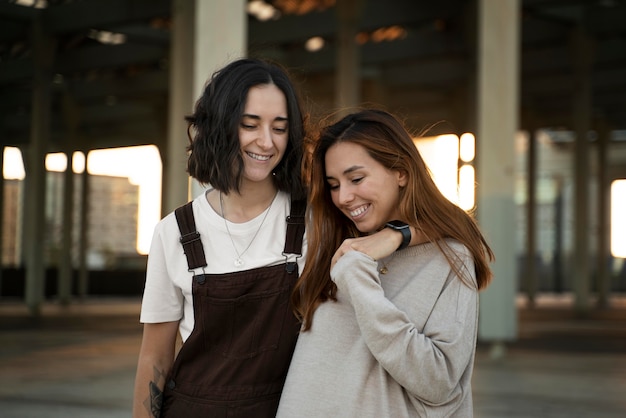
[199,284,290,359]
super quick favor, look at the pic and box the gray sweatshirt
[277,239,479,418]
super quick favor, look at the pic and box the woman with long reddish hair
[277,109,494,417]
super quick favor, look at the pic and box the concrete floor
[0,295,625,418]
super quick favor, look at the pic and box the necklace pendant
[234,258,244,267]
[379,266,388,274]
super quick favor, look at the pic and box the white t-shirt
[140,189,306,341]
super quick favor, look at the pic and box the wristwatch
[385,220,411,251]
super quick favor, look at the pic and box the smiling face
[238,83,289,187]
[324,141,407,234]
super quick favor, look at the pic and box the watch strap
[385,221,411,251]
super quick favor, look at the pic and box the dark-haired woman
[132,58,308,418]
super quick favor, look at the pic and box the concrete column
[596,120,610,308]
[459,1,478,136]
[24,16,55,315]
[58,93,80,304]
[193,0,246,96]
[58,152,74,303]
[334,0,362,117]
[553,176,565,292]
[0,147,4,295]
[526,129,538,305]
[77,161,89,297]
[164,0,195,215]
[58,151,75,304]
[475,0,520,355]
[570,27,593,314]
[167,0,247,209]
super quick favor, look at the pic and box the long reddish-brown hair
[293,109,494,331]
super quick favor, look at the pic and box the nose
[256,125,273,150]
[337,184,354,206]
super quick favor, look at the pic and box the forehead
[327,141,365,157]
[243,84,287,115]
[325,142,376,172]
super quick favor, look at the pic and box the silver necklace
[219,191,276,267]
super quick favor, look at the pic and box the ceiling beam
[43,0,170,34]
[0,42,166,84]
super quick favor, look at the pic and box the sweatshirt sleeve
[330,249,478,405]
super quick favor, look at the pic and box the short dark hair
[185,58,306,199]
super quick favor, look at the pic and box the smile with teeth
[349,204,369,218]
[246,151,272,161]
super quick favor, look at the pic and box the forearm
[133,361,169,417]
[132,322,178,418]
[375,225,428,252]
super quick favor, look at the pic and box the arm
[132,321,179,418]
[331,225,427,270]
[332,249,478,404]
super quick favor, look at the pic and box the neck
[221,180,278,223]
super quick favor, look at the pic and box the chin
[352,221,376,235]
[245,170,273,182]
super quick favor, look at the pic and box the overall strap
[283,197,306,273]
[174,202,207,270]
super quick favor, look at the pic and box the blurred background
[1,0,625,416]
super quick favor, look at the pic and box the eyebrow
[325,165,364,180]
[343,165,364,175]
[242,114,288,122]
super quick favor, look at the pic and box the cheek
[238,129,250,147]
[278,136,289,154]
[384,186,402,209]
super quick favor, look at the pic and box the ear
[397,170,408,187]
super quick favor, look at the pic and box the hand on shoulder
[330,226,430,270]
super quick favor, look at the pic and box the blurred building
[2,179,22,266]
[2,172,139,269]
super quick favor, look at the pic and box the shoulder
[150,209,182,246]
[277,191,294,210]
[442,239,477,289]
[153,192,208,240]
[270,191,295,222]
[394,239,470,261]
[443,239,472,260]
[395,239,477,288]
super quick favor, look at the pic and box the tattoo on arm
[149,381,163,417]
[143,366,166,417]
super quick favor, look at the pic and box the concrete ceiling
[1,0,625,154]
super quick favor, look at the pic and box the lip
[347,203,370,220]
[246,151,273,162]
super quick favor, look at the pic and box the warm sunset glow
[414,134,460,205]
[459,164,475,210]
[611,179,626,258]
[3,147,25,179]
[459,133,475,162]
[45,151,86,173]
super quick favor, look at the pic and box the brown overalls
[161,199,305,417]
